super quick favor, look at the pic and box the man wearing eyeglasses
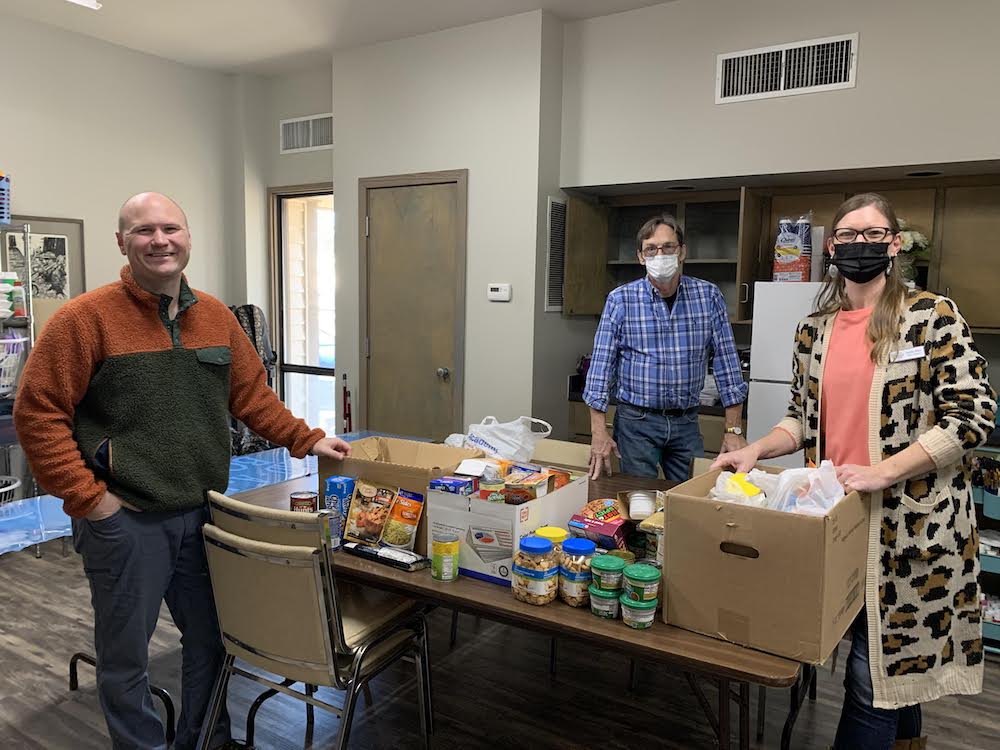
[583,214,748,480]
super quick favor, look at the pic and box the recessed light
[66,0,102,9]
[905,170,943,178]
[666,185,695,191]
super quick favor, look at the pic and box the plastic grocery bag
[710,472,767,507]
[464,416,552,462]
[794,460,845,516]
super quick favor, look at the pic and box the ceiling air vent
[280,113,333,154]
[716,33,858,104]
[545,197,566,312]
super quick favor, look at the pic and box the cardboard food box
[567,496,632,550]
[664,467,868,665]
[503,471,555,504]
[426,476,588,586]
[319,437,482,555]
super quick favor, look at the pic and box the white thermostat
[487,283,512,302]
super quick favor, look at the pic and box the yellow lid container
[534,526,569,545]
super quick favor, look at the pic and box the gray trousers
[73,505,230,750]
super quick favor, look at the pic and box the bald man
[14,193,351,750]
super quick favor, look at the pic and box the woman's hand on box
[309,437,353,460]
[836,463,893,494]
[711,443,760,473]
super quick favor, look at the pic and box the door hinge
[365,216,369,238]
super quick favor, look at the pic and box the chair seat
[338,582,422,650]
[335,629,417,678]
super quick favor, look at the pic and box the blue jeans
[73,506,231,750]
[613,404,704,481]
[833,612,922,749]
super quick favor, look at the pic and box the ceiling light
[66,0,102,9]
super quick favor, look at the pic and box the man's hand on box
[309,437,352,460]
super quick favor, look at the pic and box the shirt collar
[642,274,683,301]
[120,265,198,313]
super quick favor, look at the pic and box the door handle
[436,367,451,382]
[740,282,750,304]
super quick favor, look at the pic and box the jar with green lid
[620,595,658,629]
[622,563,661,603]
[588,584,620,619]
[512,537,559,605]
[534,525,569,553]
[590,553,626,591]
[559,537,596,607]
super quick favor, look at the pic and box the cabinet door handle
[740,282,750,304]
[945,286,950,297]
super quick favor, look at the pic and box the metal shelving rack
[974,446,1000,657]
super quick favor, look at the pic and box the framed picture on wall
[1,215,86,336]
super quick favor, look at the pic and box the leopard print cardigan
[776,291,996,709]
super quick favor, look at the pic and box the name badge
[890,346,925,363]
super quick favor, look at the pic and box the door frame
[358,169,468,434]
[267,182,334,398]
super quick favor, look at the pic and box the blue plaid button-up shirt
[583,276,748,412]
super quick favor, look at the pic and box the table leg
[756,685,766,741]
[718,678,731,750]
[780,664,814,750]
[684,672,720,739]
[739,682,749,749]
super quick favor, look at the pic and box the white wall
[227,65,333,312]
[332,12,546,426]
[0,13,233,299]
[561,0,1000,187]
[266,66,334,189]
[532,13,600,439]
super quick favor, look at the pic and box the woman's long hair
[815,192,912,363]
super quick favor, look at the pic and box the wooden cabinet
[939,186,1000,329]
[564,190,757,322]
[564,174,1000,329]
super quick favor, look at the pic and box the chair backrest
[202,523,338,686]
[206,490,351,652]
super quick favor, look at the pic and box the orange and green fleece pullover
[13,266,325,518]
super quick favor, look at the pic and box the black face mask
[831,241,891,283]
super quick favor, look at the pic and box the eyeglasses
[832,227,896,243]
[640,242,681,258]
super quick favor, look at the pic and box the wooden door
[736,187,768,322]
[939,185,1000,328]
[363,176,466,439]
[563,196,610,316]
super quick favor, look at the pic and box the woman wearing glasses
[715,193,995,750]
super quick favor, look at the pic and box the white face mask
[644,253,679,282]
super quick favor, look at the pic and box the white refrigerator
[747,281,824,468]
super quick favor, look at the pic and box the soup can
[290,491,319,513]
[431,532,460,582]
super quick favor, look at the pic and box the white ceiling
[0,0,670,75]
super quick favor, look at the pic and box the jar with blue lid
[512,536,559,605]
[559,537,596,607]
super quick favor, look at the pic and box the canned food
[431,532,460,582]
[290,491,318,513]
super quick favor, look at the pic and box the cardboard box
[426,476,588,586]
[664,467,868,664]
[320,437,482,555]
[503,472,554,504]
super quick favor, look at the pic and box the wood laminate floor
[1,540,997,749]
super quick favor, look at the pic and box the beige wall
[0,13,233,299]
[228,65,333,312]
[332,12,546,427]
[531,13,601,439]
[561,0,1000,187]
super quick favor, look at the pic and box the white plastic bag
[710,472,767,507]
[794,460,845,516]
[464,416,552,462]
